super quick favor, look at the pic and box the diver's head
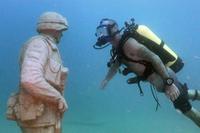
[94,18,120,49]
[37,11,69,43]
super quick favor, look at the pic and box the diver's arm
[105,61,120,80]
[137,45,170,79]
[124,38,170,80]
[100,61,120,89]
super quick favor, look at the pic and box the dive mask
[94,22,120,49]
[95,25,113,46]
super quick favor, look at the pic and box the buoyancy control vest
[114,21,184,74]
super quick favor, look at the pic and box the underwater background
[0,0,200,132]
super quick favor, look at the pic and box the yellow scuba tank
[122,19,184,73]
[136,25,177,67]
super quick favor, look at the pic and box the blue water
[1,0,200,132]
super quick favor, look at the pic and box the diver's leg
[173,81,200,127]
[184,107,200,127]
[148,68,200,127]
[167,69,200,127]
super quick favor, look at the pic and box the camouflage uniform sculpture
[7,12,69,133]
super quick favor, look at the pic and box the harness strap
[127,76,144,96]
[137,80,144,96]
[150,85,161,111]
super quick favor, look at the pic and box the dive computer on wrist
[164,78,174,86]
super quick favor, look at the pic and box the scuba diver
[93,18,200,127]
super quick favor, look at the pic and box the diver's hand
[58,97,68,113]
[165,84,180,101]
[100,79,108,90]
